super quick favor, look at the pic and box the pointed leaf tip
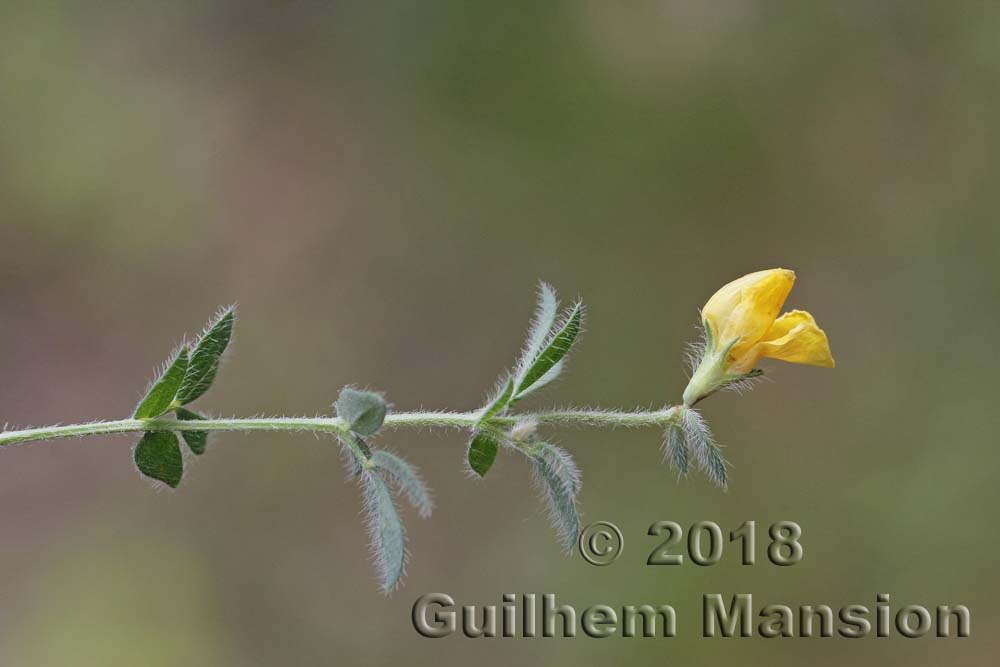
[530,442,582,550]
[360,471,406,592]
[515,302,583,399]
[177,308,235,405]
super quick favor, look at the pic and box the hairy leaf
[510,360,563,401]
[530,442,581,550]
[339,437,365,478]
[177,308,235,405]
[371,450,433,518]
[134,347,189,419]
[467,431,500,477]
[514,282,560,381]
[662,419,689,475]
[336,387,386,436]
[515,302,583,398]
[175,407,208,455]
[348,433,373,460]
[478,376,514,423]
[682,408,728,490]
[359,470,406,592]
[134,431,184,488]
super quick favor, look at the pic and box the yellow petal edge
[751,309,835,370]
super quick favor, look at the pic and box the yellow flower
[682,269,834,406]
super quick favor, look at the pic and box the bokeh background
[2,1,998,664]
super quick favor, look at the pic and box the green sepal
[133,347,190,419]
[134,431,184,488]
[467,431,500,477]
[175,407,208,455]
[176,308,235,405]
[336,387,387,436]
[703,318,714,352]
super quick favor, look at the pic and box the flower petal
[702,269,796,361]
[753,309,835,368]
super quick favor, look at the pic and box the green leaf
[510,359,563,401]
[662,419,689,475]
[467,431,500,477]
[514,282,560,378]
[336,387,386,436]
[515,302,583,399]
[134,431,184,488]
[359,470,406,592]
[175,407,208,455]
[371,450,433,518]
[134,347,190,419]
[478,376,514,423]
[530,442,581,550]
[681,408,728,490]
[701,442,728,492]
[176,308,235,405]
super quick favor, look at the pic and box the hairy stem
[0,407,680,448]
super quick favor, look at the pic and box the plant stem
[495,408,679,428]
[0,407,681,448]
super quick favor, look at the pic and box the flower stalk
[0,408,682,449]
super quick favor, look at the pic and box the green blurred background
[1,1,998,664]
